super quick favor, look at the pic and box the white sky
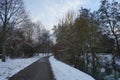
[24,0,102,32]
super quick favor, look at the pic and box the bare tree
[98,0,120,56]
[0,0,27,61]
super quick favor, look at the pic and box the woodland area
[0,0,120,79]
[0,0,53,62]
[53,0,120,79]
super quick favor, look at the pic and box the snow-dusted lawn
[49,56,95,80]
[97,53,120,66]
[0,54,46,80]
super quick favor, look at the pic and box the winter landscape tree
[0,0,53,61]
[98,0,120,56]
[53,3,119,78]
[0,0,27,61]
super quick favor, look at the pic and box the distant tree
[40,29,52,54]
[22,19,35,44]
[0,0,27,61]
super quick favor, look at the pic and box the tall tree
[53,9,105,74]
[53,11,76,64]
[0,0,27,61]
[98,0,120,56]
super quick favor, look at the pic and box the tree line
[0,0,53,62]
[53,0,120,71]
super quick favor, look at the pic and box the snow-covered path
[9,57,54,80]
[0,54,45,80]
[0,55,95,80]
[49,56,95,80]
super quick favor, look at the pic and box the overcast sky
[24,0,102,32]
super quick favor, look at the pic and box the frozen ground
[0,54,47,80]
[49,56,95,80]
[97,53,120,66]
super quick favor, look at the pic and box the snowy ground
[97,53,120,66]
[0,54,47,80]
[49,56,95,80]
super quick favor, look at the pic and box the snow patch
[49,56,95,80]
[0,54,47,80]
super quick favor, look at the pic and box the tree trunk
[2,39,6,62]
[114,34,120,56]
[92,53,95,75]
[1,0,7,62]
